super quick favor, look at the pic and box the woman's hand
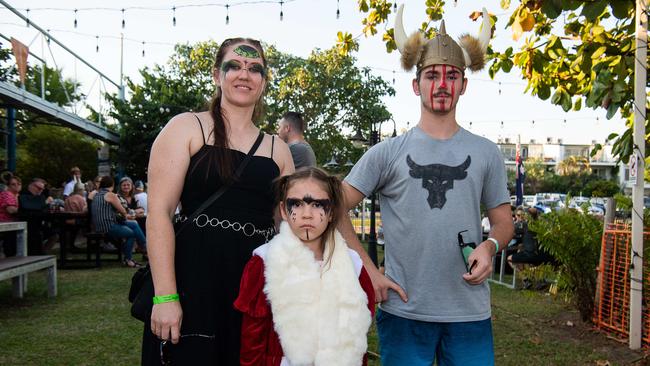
[151,301,183,344]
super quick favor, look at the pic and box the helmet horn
[394,4,408,53]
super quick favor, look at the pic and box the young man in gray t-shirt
[277,111,316,169]
[339,6,513,366]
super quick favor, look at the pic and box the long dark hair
[274,167,344,269]
[205,37,268,183]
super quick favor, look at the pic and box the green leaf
[610,1,633,19]
[561,90,572,112]
[573,98,582,111]
[358,0,369,13]
[591,46,607,59]
[607,133,619,140]
[580,0,608,21]
[540,0,562,19]
[590,143,602,157]
[551,87,563,105]
[538,85,551,100]
[501,59,514,72]
[606,102,618,119]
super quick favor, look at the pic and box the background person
[277,111,317,169]
[143,37,294,365]
[134,180,148,215]
[63,166,82,198]
[0,175,21,257]
[19,178,54,255]
[91,176,146,268]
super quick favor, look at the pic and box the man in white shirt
[63,167,82,198]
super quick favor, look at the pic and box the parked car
[569,196,590,208]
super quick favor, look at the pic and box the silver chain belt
[178,213,275,242]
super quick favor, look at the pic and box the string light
[392,70,395,85]
[95,35,99,52]
[74,9,78,28]
[279,0,284,21]
[500,121,504,129]
[172,6,176,26]
[336,0,340,19]
[393,2,397,11]
[26,9,30,27]
[498,81,502,95]
[142,41,146,57]
[226,4,230,25]
[121,8,125,28]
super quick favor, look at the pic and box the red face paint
[449,65,457,111]
[427,64,461,112]
[439,65,447,110]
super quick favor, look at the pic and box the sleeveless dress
[141,118,279,365]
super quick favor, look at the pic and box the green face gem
[233,44,260,59]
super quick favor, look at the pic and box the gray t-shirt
[289,141,316,169]
[345,126,509,322]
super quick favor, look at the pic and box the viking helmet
[394,5,491,73]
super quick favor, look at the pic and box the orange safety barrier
[593,223,650,348]
[349,212,382,235]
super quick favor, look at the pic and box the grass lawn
[1,260,647,365]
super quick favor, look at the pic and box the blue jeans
[107,220,146,261]
[376,309,494,366]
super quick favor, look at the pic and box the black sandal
[123,259,141,268]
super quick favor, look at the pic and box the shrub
[529,208,603,321]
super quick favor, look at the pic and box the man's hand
[366,265,408,303]
[462,240,495,285]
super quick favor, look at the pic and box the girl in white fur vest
[235,167,375,366]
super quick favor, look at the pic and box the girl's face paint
[420,64,464,113]
[280,179,332,249]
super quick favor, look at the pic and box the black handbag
[129,131,265,322]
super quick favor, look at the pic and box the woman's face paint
[220,59,266,78]
[421,64,463,113]
[216,42,267,106]
[280,179,332,248]
[233,44,260,58]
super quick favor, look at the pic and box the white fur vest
[257,221,371,366]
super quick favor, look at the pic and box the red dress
[234,255,375,366]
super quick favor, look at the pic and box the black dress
[141,131,279,365]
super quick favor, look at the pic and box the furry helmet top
[393,4,492,73]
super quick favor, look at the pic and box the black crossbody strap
[175,131,265,236]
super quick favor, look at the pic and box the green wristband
[487,237,499,253]
[153,294,180,304]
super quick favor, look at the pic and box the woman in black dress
[142,37,294,365]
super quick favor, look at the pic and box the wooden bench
[0,221,58,298]
[0,255,57,298]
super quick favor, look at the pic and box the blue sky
[1,0,626,144]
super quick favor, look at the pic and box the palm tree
[556,156,591,176]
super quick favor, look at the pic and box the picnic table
[0,221,57,298]
[19,210,91,269]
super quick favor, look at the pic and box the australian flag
[515,144,525,207]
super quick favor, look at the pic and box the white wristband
[487,237,499,254]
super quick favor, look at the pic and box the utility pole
[119,33,125,100]
[629,0,647,350]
